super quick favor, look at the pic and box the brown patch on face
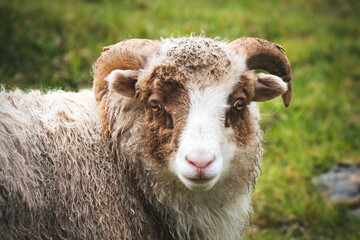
[225,72,255,146]
[139,66,190,163]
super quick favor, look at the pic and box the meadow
[1,0,359,239]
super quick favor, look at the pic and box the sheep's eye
[150,101,162,112]
[233,99,245,111]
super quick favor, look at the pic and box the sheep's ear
[252,73,288,102]
[106,69,139,98]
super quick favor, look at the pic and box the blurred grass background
[1,0,359,239]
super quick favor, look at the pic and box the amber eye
[149,101,162,112]
[233,99,245,111]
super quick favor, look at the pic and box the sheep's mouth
[181,175,219,191]
[184,176,214,185]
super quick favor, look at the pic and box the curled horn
[227,37,292,107]
[93,39,161,103]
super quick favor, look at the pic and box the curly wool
[0,89,119,239]
[165,37,231,78]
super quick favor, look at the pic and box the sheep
[0,36,292,240]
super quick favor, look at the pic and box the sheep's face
[106,37,288,191]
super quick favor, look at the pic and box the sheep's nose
[185,155,216,169]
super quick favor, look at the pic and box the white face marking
[171,81,238,191]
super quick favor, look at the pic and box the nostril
[185,155,216,169]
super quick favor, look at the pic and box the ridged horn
[227,37,292,107]
[93,39,161,103]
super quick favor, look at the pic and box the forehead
[165,37,231,78]
[139,37,249,98]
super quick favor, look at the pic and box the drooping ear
[252,73,288,102]
[106,69,139,98]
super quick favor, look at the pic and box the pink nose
[186,155,216,169]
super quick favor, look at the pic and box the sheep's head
[94,37,292,191]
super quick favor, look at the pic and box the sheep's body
[0,88,260,239]
[0,36,292,239]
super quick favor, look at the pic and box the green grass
[1,0,360,239]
